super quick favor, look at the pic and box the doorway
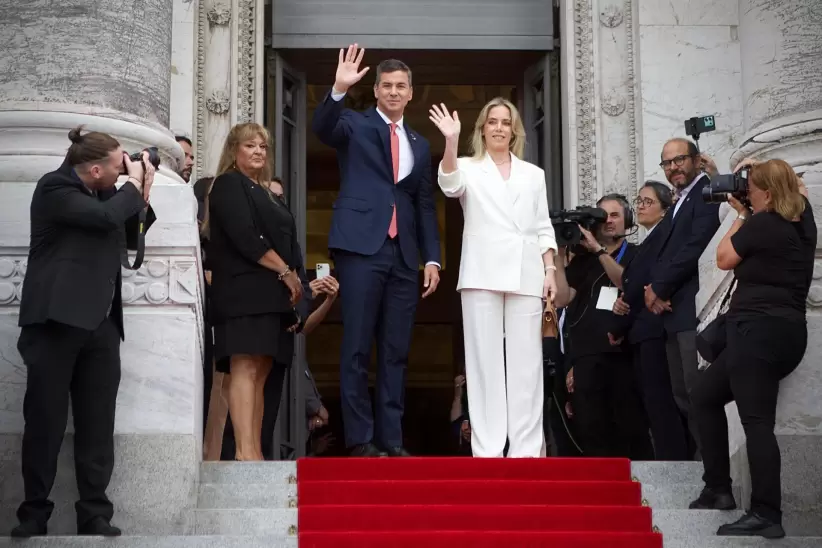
[265,48,563,457]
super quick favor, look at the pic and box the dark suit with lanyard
[565,240,651,458]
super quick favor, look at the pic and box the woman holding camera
[689,159,815,539]
[611,181,689,460]
[430,98,558,458]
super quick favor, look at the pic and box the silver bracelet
[544,265,557,272]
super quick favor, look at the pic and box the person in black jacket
[644,138,721,457]
[690,159,815,539]
[203,123,303,461]
[12,127,156,538]
[611,181,689,460]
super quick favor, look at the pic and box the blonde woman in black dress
[203,123,303,461]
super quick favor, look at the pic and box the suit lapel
[480,154,523,232]
[404,125,422,181]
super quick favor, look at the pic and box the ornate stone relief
[236,0,257,123]
[195,1,208,176]
[574,0,598,205]
[599,4,624,28]
[0,257,199,307]
[623,0,640,197]
[205,89,230,114]
[207,3,231,26]
[601,90,627,117]
[807,259,822,309]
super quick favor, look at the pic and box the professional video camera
[120,147,161,175]
[550,207,608,247]
[702,167,750,204]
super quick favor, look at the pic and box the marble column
[0,0,203,535]
[697,0,822,534]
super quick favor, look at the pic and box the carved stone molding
[574,0,597,205]
[205,89,231,115]
[624,0,639,198]
[599,4,624,28]
[236,0,257,123]
[195,1,208,176]
[601,90,627,117]
[807,259,822,309]
[207,3,231,26]
[121,257,200,306]
[0,256,199,308]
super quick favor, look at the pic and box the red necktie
[388,123,399,238]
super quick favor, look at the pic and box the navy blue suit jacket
[311,94,441,270]
[650,176,721,333]
[614,224,667,344]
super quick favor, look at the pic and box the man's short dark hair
[375,59,412,87]
[176,135,192,147]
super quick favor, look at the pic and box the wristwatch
[594,246,608,257]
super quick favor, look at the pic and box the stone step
[632,461,705,486]
[197,483,296,509]
[192,509,297,536]
[0,538,296,548]
[663,536,822,548]
[199,462,296,485]
[642,483,743,509]
[654,509,746,538]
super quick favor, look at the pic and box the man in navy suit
[312,44,442,457]
[644,138,720,457]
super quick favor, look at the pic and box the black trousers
[691,317,806,524]
[221,361,287,460]
[16,318,121,528]
[634,338,689,460]
[665,329,701,458]
[572,352,653,459]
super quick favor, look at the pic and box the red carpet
[297,457,662,548]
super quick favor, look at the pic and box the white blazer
[438,153,558,297]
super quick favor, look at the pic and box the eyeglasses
[659,154,692,170]
[634,197,658,208]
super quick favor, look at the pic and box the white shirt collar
[677,172,706,198]
[376,107,404,130]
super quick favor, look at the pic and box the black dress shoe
[689,487,737,510]
[350,443,383,457]
[385,446,411,457]
[717,511,785,539]
[77,516,122,537]
[10,520,47,538]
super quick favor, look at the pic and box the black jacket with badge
[19,162,156,340]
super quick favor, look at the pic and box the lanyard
[614,240,628,264]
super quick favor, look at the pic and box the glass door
[522,53,563,209]
[268,51,308,459]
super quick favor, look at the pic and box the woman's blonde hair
[749,159,805,221]
[201,123,273,237]
[469,97,527,161]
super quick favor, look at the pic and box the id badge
[596,286,619,311]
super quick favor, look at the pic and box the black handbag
[696,278,737,363]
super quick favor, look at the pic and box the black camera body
[685,115,716,141]
[120,147,161,175]
[702,168,750,204]
[550,207,608,247]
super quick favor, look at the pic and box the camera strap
[120,208,147,271]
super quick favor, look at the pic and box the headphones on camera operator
[120,148,160,271]
[595,193,636,238]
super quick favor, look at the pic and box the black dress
[207,170,301,374]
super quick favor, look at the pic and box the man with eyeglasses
[644,138,721,459]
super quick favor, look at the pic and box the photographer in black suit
[644,138,721,457]
[12,127,156,538]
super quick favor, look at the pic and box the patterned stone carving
[195,0,208,176]
[624,0,640,198]
[205,90,230,115]
[0,257,25,306]
[599,4,624,28]
[601,90,627,117]
[207,3,231,26]
[0,256,199,307]
[574,0,597,205]
[236,0,257,123]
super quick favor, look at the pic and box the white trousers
[461,289,545,458]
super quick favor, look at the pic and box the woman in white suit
[429,98,558,458]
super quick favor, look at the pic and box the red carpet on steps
[297,457,662,548]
